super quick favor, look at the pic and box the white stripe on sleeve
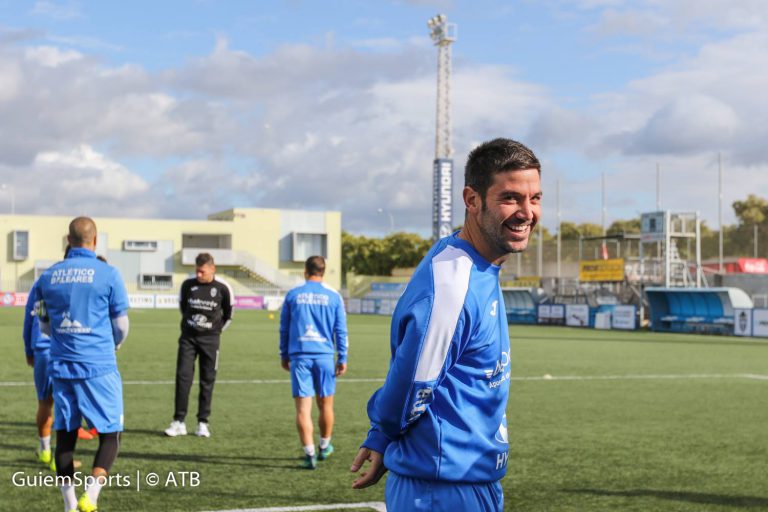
[414,245,472,382]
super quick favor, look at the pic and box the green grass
[0,308,766,511]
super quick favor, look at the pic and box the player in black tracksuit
[165,253,233,437]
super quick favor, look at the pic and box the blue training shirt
[31,247,130,379]
[23,279,51,356]
[362,232,511,483]
[279,280,349,363]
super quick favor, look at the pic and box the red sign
[702,258,768,274]
[0,292,28,307]
[739,258,768,273]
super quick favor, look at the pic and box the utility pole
[718,152,723,273]
[556,178,561,292]
[428,14,456,240]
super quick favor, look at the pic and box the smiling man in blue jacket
[350,138,542,511]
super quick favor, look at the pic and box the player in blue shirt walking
[32,217,130,512]
[23,278,56,470]
[280,256,349,469]
[350,138,542,511]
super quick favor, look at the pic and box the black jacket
[179,277,233,336]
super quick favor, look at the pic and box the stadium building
[0,208,341,299]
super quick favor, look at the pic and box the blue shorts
[290,357,335,398]
[385,472,503,512]
[52,371,124,433]
[33,350,53,401]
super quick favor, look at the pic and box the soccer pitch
[1,308,767,512]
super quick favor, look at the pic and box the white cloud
[0,58,21,102]
[33,144,148,199]
[25,45,82,67]
[30,1,82,20]
[629,94,740,154]
[0,145,152,218]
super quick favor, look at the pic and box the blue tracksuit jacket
[23,279,51,356]
[280,280,349,363]
[31,247,129,379]
[363,232,511,483]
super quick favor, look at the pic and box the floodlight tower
[428,14,457,240]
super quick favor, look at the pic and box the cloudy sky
[1,0,767,236]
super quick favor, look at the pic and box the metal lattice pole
[435,40,452,159]
[428,14,457,239]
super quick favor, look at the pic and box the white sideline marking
[203,502,386,512]
[0,374,767,387]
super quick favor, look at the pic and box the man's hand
[336,362,348,377]
[281,359,290,371]
[26,355,34,367]
[350,447,387,489]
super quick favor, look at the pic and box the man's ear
[463,186,481,213]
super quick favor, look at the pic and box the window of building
[292,233,327,262]
[12,230,28,261]
[123,240,158,251]
[182,234,232,249]
[139,274,173,289]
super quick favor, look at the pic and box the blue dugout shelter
[502,287,539,324]
[645,287,753,334]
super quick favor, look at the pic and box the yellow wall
[0,207,341,292]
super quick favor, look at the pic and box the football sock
[303,444,316,456]
[40,435,51,452]
[86,477,105,504]
[319,437,331,449]
[60,484,77,512]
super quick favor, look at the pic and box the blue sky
[1,0,767,236]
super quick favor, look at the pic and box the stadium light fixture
[0,183,14,215]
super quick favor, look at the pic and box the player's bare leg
[317,395,334,460]
[294,397,316,468]
[36,396,54,439]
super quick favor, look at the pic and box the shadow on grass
[523,332,767,349]
[0,442,297,471]
[0,420,34,427]
[564,488,768,507]
[117,449,302,470]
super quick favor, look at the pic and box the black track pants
[173,333,220,423]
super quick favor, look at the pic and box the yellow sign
[579,259,625,282]
[501,277,541,288]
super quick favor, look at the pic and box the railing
[180,248,301,291]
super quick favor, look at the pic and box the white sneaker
[195,422,211,437]
[164,420,187,437]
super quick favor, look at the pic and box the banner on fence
[155,295,179,309]
[733,309,752,337]
[234,296,264,309]
[752,309,768,338]
[612,305,637,330]
[565,304,589,327]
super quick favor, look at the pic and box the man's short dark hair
[465,138,540,203]
[196,253,215,267]
[305,256,325,277]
